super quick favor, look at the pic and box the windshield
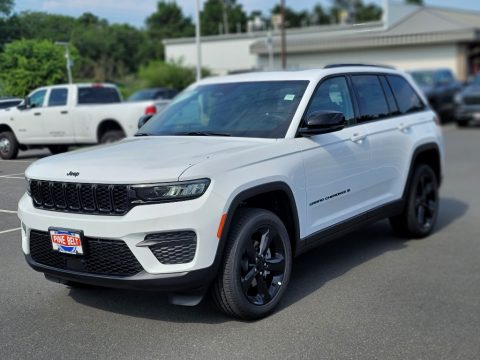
[138,81,308,138]
[129,89,158,101]
[411,71,435,87]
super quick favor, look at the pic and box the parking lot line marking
[0,173,24,178]
[0,227,21,235]
[0,209,17,214]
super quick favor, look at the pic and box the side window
[387,75,425,114]
[351,75,389,122]
[379,76,399,115]
[306,76,354,125]
[28,90,47,108]
[48,88,68,107]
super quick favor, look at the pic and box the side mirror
[138,114,153,129]
[298,111,345,136]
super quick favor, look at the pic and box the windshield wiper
[135,133,151,137]
[177,131,231,137]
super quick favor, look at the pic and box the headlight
[132,179,210,203]
[454,93,463,104]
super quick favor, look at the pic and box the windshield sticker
[284,94,295,101]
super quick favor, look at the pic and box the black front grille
[30,180,130,215]
[463,96,480,105]
[29,230,143,277]
[145,231,197,264]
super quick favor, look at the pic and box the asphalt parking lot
[0,126,479,360]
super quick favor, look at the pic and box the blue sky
[14,0,480,28]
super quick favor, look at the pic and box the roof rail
[324,63,396,69]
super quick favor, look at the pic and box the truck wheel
[0,131,19,160]
[100,130,124,144]
[390,164,439,238]
[212,208,292,319]
[48,145,69,155]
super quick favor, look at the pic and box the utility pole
[223,0,230,35]
[195,0,202,81]
[55,41,73,84]
[280,0,286,69]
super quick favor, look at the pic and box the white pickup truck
[0,83,169,159]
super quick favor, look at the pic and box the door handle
[34,112,41,116]
[60,110,68,114]
[398,123,410,132]
[350,133,366,143]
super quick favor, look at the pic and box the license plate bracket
[49,227,85,255]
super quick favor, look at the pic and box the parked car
[454,74,480,127]
[0,83,167,159]
[409,68,462,122]
[19,66,444,319]
[128,88,178,101]
[0,97,22,109]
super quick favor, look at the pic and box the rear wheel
[100,130,124,144]
[212,208,292,319]
[390,164,439,238]
[0,131,19,160]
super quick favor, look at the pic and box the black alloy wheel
[212,208,292,319]
[239,225,286,306]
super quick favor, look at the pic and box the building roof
[250,4,480,55]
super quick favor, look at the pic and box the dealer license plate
[49,228,84,255]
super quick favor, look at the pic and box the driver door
[12,89,47,144]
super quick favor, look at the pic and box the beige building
[164,2,480,80]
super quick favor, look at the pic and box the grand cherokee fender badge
[309,188,351,207]
[66,171,79,177]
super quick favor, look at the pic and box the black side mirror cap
[298,111,345,136]
[138,114,153,129]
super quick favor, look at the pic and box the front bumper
[25,254,215,291]
[18,189,226,289]
[455,104,480,122]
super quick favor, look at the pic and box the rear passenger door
[352,73,429,206]
[40,88,75,143]
[298,76,373,235]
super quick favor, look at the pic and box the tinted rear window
[351,75,389,122]
[77,87,121,104]
[387,75,425,114]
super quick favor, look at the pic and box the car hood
[461,85,480,96]
[25,136,273,183]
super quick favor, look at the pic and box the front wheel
[212,208,292,319]
[0,131,19,160]
[390,164,439,238]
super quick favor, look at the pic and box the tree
[0,0,13,16]
[330,0,382,24]
[406,0,423,5]
[312,4,332,25]
[146,1,194,58]
[201,0,247,35]
[0,39,77,96]
[138,60,209,91]
[271,4,311,28]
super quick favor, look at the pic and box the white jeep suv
[18,66,444,319]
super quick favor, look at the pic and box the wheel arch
[213,182,301,272]
[403,142,442,199]
[0,123,15,136]
[96,119,125,142]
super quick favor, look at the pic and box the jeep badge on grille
[66,171,79,177]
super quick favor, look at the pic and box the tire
[212,208,292,320]
[0,131,19,160]
[48,145,69,155]
[100,130,124,144]
[390,164,439,238]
